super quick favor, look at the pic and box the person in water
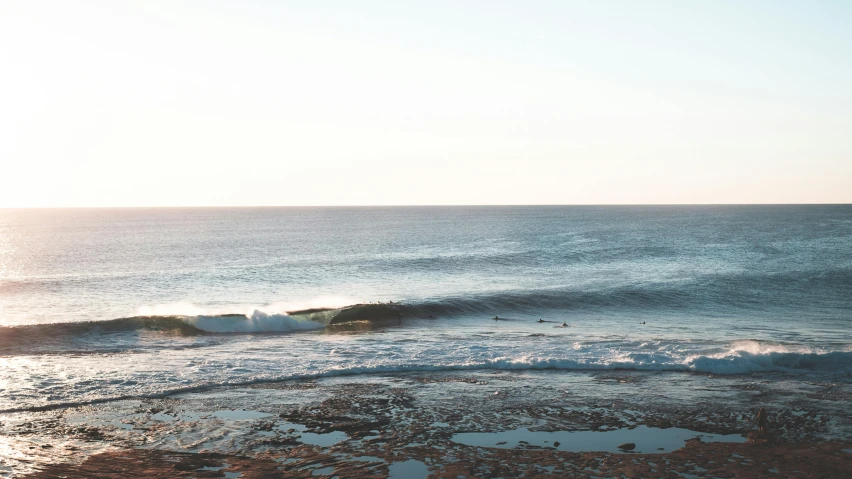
[538,318,544,323]
[562,322,567,327]
[493,315,500,320]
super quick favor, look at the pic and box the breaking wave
[0,301,413,355]
[184,311,325,333]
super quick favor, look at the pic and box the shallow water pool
[452,425,746,453]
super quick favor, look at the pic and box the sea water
[0,206,850,411]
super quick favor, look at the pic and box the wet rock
[618,443,636,451]
[10,370,850,478]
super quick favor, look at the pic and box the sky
[1,0,851,207]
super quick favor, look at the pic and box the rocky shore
[3,370,850,478]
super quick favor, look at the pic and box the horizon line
[2,202,851,209]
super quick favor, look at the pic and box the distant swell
[397,269,852,318]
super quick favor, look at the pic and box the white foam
[135,296,361,319]
[4,329,851,414]
[685,350,852,374]
[729,339,800,355]
[182,311,324,333]
[233,349,852,382]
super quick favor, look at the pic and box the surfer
[562,322,567,327]
[493,315,500,320]
[537,318,545,323]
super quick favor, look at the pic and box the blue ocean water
[0,206,850,411]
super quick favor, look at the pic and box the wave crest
[0,302,411,355]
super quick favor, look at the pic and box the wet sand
[3,370,850,478]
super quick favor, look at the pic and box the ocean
[1,205,850,413]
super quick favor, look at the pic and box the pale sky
[1,0,851,207]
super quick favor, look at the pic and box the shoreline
[4,370,850,477]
